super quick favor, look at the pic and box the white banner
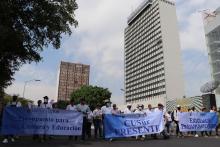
[179,112,218,132]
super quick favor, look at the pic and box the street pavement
[1,136,220,147]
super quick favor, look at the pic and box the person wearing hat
[40,96,52,109]
[124,104,133,114]
[173,105,183,138]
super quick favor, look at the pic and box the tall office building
[57,61,90,101]
[124,0,184,107]
[203,7,220,107]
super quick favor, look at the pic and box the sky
[5,0,220,104]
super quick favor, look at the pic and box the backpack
[171,110,175,121]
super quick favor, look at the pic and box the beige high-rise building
[124,0,184,107]
[57,61,90,101]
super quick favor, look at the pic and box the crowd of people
[1,95,220,144]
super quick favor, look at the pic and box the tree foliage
[0,0,78,90]
[71,85,112,110]
[3,94,33,107]
[55,100,69,110]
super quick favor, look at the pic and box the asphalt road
[1,136,220,147]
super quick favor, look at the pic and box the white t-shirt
[101,106,112,114]
[40,103,53,109]
[93,109,102,119]
[134,109,145,114]
[144,109,154,114]
[166,113,172,122]
[124,108,133,114]
[66,104,77,111]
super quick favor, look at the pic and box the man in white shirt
[124,104,133,114]
[173,105,183,138]
[101,99,112,115]
[101,99,112,140]
[154,103,169,139]
[66,99,78,140]
[134,104,145,114]
[93,105,102,138]
[145,104,154,114]
[134,104,145,140]
[40,96,52,109]
[66,99,76,111]
[76,98,91,140]
[111,104,120,115]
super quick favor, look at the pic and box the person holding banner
[41,96,53,141]
[173,105,184,138]
[76,98,91,140]
[2,95,22,144]
[124,104,133,114]
[41,96,53,109]
[209,106,219,137]
[101,99,112,139]
[154,103,169,139]
[93,105,103,139]
[134,104,146,140]
[200,107,210,137]
[32,100,43,142]
[66,99,78,141]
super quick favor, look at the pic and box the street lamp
[22,79,41,98]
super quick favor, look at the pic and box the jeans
[94,119,102,138]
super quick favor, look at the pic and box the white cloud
[5,0,220,105]
[5,64,58,103]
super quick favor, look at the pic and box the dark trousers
[4,135,14,139]
[81,117,87,140]
[175,121,182,136]
[86,121,92,138]
[165,121,172,134]
[209,125,219,136]
[201,131,209,136]
[94,119,102,138]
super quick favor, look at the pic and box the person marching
[76,98,91,141]
[101,99,112,139]
[33,100,43,142]
[40,96,53,109]
[154,103,169,139]
[2,95,22,144]
[201,107,209,137]
[111,104,120,115]
[134,104,146,140]
[173,105,184,138]
[66,99,78,141]
[190,106,199,137]
[209,106,219,137]
[93,105,103,139]
[40,96,53,141]
[124,104,133,114]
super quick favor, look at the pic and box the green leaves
[0,0,78,91]
[71,85,112,110]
